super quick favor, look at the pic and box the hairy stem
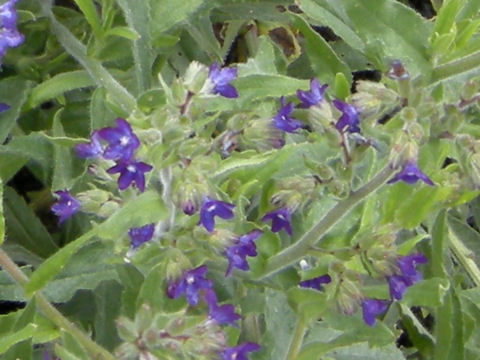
[0,248,117,360]
[158,166,176,233]
[258,164,395,279]
[430,50,480,84]
[285,317,308,360]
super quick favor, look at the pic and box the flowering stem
[285,317,308,360]
[430,50,480,84]
[258,164,395,279]
[0,248,117,360]
[448,226,480,287]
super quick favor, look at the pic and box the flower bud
[242,118,285,150]
[171,79,188,107]
[76,189,113,214]
[184,61,208,94]
[116,317,138,342]
[326,179,349,199]
[308,100,334,131]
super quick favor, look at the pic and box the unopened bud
[184,61,208,94]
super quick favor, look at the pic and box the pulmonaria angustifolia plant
[1,1,480,360]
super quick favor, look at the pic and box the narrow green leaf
[73,0,103,38]
[3,187,58,258]
[24,228,96,296]
[51,109,76,191]
[431,210,447,277]
[149,0,203,35]
[399,303,435,356]
[25,71,94,110]
[116,0,154,93]
[38,1,136,114]
[402,277,450,307]
[0,77,32,144]
[90,87,115,131]
[434,290,454,360]
[105,26,139,40]
[0,324,36,356]
[433,0,463,36]
[334,72,350,100]
[116,263,144,318]
[291,14,351,84]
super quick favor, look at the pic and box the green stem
[285,317,308,360]
[38,0,136,115]
[258,164,395,279]
[448,226,480,287]
[0,248,117,360]
[430,50,480,84]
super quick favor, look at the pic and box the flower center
[67,201,72,207]
[186,275,195,284]
[120,136,129,146]
[127,165,136,173]
[207,204,216,212]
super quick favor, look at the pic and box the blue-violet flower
[199,196,235,233]
[387,161,434,186]
[166,265,213,306]
[333,99,360,133]
[51,190,80,224]
[299,274,332,291]
[225,229,263,276]
[297,78,328,108]
[203,289,241,327]
[98,118,140,162]
[0,103,9,112]
[387,253,427,300]
[107,160,153,192]
[362,298,390,326]
[272,97,303,133]
[0,0,24,62]
[128,223,155,249]
[261,207,292,236]
[209,62,238,98]
[220,342,261,360]
[74,130,103,159]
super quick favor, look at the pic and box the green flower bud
[116,317,138,342]
[184,61,208,94]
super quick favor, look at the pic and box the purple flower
[362,298,389,326]
[272,98,303,133]
[0,103,9,112]
[204,289,241,327]
[387,253,427,300]
[166,265,213,306]
[74,130,103,159]
[0,0,23,62]
[107,160,153,192]
[261,207,292,236]
[225,229,263,276]
[387,161,434,186]
[220,342,261,360]
[299,274,331,291]
[128,223,155,249]
[199,196,235,233]
[98,118,140,162]
[181,200,197,215]
[209,62,238,98]
[51,190,80,224]
[333,99,360,133]
[297,79,328,108]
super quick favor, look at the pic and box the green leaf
[42,241,119,303]
[291,14,351,84]
[149,0,203,35]
[38,1,136,115]
[430,210,448,277]
[334,72,350,100]
[256,289,297,360]
[25,71,94,110]
[116,0,154,93]
[3,187,58,258]
[90,87,116,131]
[0,77,32,144]
[448,214,480,267]
[234,74,309,103]
[297,0,366,53]
[93,280,123,350]
[51,109,78,190]
[25,191,165,295]
[433,0,463,36]
[105,26,139,40]
[398,304,435,356]
[116,263,145,318]
[73,0,103,38]
[402,277,450,307]
[0,324,36,356]
[0,179,4,247]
